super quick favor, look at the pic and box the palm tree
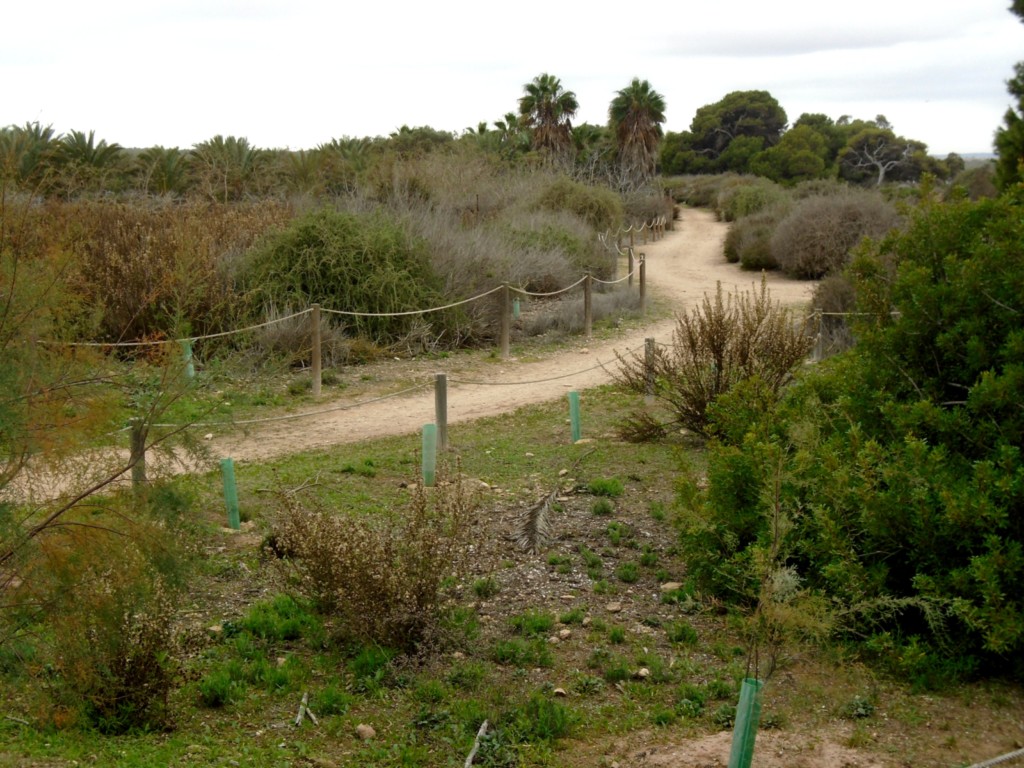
[518,73,578,159]
[608,78,667,183]
[0,122,61,192]
[134,146,189,196]
[190,135,264,202]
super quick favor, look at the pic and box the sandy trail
[210,209,815,465]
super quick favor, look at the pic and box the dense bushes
[534,177,623,232]
[770,189,900,278]
[240,208,455,344]
[681,189,1024,678]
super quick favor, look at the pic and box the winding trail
[210,208,815,465]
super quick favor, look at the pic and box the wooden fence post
[628,248,635,288]
[639,254,647,315]
[645,337,655,404]
[435,373,448,451]
[129,417,147,488]
[583,274,592,338]
[311,303,322,398]
[500,284,511,359]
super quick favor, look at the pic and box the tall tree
[608,78,666,184]
[995,4,1024,189]
[518,73,579,160]
[56,129,124,196]
[190,135,264,202]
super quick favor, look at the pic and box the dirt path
[210,209,815,465]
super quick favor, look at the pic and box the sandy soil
[209,208,815,466]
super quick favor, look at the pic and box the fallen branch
[464,719,489,767]
[294,692,318,727]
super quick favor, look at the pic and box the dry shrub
[10,519,185,732]
[533,176,623,232]
[715,177,789,223]
[770,189,900,279]
[621,185,673,226]
[723,201,792,270]
[250,304,351,367]
[271,470,475,651]
[615,277,813,439]
[666,173,741,209]
[521,287,640,338]
[65,199,293,342]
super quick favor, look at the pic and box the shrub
[716,178,788,222]
[770,189,900,278]
[722,202,791,270]
[473,576,500,599]
[616,562,640,583]
[591,498,614,516]
[615,277,813,439]
[510,610,556,637]
[269,467,474,650]
[240,207,458,344]
[534,176,623,232]
[588,477,625,497]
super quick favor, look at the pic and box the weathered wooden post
[500,283,511,359]
[583,274,593,338]
[645,337,655,404]
[435,373,448,451]
[311,303,322,398]
[129,417,147,489]
[639,253,647,315]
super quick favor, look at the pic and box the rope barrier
[320,285,504,318]
[513,276,588,299]
[965,748,1024,768]
[149,382,431,429]
[593,267,638,286]
[448,359,610,386]
[45,309,314,348]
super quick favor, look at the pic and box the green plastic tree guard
[568,391,581,443]
[728,678,764,768]
[220,457,241,530]
[422,423,437,487]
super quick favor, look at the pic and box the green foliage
[534,176,623,232]
[510,610,556,636]
[616,562,640,583]
[473,576,500,599]
[591,498,614,516]
[686,188,1024,672]
[715,177,789,222]
[588,477,625,497]
[666,620,698,645]
[235,594,320,643]
[241,207,451,343]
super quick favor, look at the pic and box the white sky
[3,0,1022,156]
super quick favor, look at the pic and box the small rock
[452,651,465,660]
[553,688,568,697]
[574,438,594,445]
[605,602,623,613]
[582,617,592,626]
[525,452,535,457]
[660,582,683,592]
[560,594,576,602]
[547,635,560,644]
[558,469,569,477]
[636,668,651,679]
[559,629,572,640]
[276,656,287,667]
[203,433,214,440]
[579,348,590,354]
[207,623,223,637]
[355,724,376,741]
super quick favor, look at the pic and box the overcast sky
[4,1,1022,156]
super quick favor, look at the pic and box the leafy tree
[995,63,1024,188]
[750,124,832,184]
[666,90,787,175]
[518,73,579,160]
[384,125,455,157]
[608,78,666,184]
[838,126,921,186]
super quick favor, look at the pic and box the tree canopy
[608,78,666,185]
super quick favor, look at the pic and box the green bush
[722,201,791,270]
[716,177,788,222]
[240,207,455,343]
[534,177,623,232]
[687,189,1024,673]
[588,477,625,497]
